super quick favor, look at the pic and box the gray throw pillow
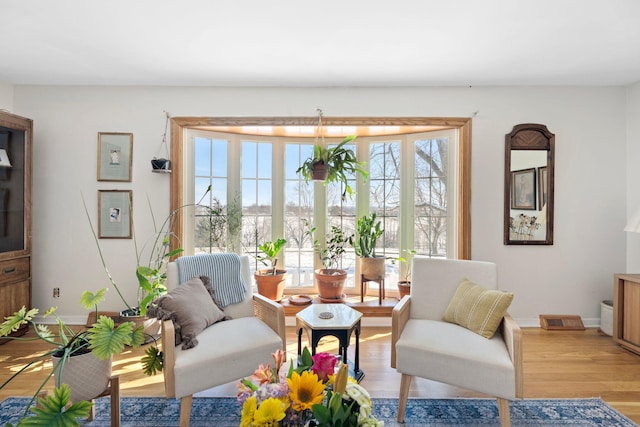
[151,277,226,349]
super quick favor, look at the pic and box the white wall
[0,81,14,112]
[13,85,628,326]
[626,82,640,272]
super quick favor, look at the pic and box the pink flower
[252,363,273,385]
[272,349,286,372]
[311,352,337,382]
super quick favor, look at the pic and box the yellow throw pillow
[443,279,514,339]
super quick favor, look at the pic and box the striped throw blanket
[175,253,246,307]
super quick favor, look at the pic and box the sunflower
[287,370,326,412]
[253,397,286,425]
[240,395,257,427]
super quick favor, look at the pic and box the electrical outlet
[53,287,60,298]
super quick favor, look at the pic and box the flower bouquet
[237,348,383,427]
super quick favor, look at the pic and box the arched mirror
[504,123,554,245]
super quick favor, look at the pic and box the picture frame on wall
[511,168,536,210]
[98,190,132,239]
[97,132,132,182]
[538,166,547,208]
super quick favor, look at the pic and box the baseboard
[40,314,602,330]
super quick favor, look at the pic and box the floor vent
[539,314,585,330]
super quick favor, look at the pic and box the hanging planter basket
[151,111,172,173]
[310,162,328,181]
[151,158,171,173]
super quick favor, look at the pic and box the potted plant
[394,249,416,299]
[83,187,213,338]
[296,135,368,201]
[307,224,353,301]
[254,238,288,301]
[352,212,385,280]
[0,290,146,426]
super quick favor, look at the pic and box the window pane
[414,137,448,257]
[368,141,400,258]
[242,141,257,178]
[212,139,228,176]
[194,137,211,176]
[257,143,272,179]
[285,143,315,287]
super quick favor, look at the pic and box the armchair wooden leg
[179,395,193,427]
[109,376,120,427]
[497,398,511,427]
[397,373,412,423]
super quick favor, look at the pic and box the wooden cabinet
[0,112,32,341]
[613,274,640,354]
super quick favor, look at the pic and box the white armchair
[162,255,286,427]
[391,257,523,427]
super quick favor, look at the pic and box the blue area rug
[0,396,636,426]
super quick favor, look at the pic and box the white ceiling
[2,0,640,87]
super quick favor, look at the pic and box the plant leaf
[79,288,107,311]
[0,307,38,336]
[141,346,164,376]
[87,317,133,359]
[20,384,91,426]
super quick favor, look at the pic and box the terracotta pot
[255,269,287,301]
[310,163,328,181]
[359,256,386,279]
[398,281,411,299]
[51,351,112,403]
[315,269,347,300]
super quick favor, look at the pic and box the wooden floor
[2,326,640,424]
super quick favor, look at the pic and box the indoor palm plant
[254,238,288,301]
[0,289,146,426]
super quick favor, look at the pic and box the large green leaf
[18,384,91,426]
[79,288,107,311]
[0,306,38,336]
[141,346,164,376]
[87,316,134,359]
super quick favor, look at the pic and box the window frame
[170,117,472,271]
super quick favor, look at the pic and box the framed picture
[98,190,132,239]
[511,168,536,210]
[97,132,132,182]
[538,166,548,208]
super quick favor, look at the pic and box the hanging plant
[296,109,368,200]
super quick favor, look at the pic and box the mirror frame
[504,123,555,245]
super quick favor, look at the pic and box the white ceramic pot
[51,351,112,402]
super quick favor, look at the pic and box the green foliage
[312,390,358,427]
[257,238,287,274]
[82,186,211,315]
[141,346,164,376]
[87,316,141,360]
[398,249,416,282]
[306,223,352,271]
[12,384,92,427]
[296,135,368,201]
[352,212,384,258]
[294,346,314,374]
[0,295,144,426]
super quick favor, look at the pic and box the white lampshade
[625,206,640,233]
